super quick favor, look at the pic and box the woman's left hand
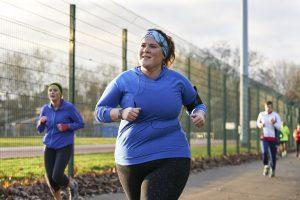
[190,110,205,128]
[57,123,70,132]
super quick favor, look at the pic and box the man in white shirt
[257,101,282,178]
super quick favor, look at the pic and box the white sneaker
[269,168,275,178]
[262,165,269,176]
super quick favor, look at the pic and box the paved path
[89,153,300,200]
[0,144,115,158]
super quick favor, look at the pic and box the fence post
[207,65,211,157]
[291,106,295,148]
[68,4,76,178]
[235,81,240,154]
[256,88,260,153]
[222,74,227,155]
[248,87,251,153]
[122,29,127,72]
[185,56,191,145]
[5,92,8,137]
[264,92,267,101]
[287,103,292,149]
[276,95,279,112]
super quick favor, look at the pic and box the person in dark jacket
[37,82,84,200]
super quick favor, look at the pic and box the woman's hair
[48,82,63,94]
[48,82,63,99]
[149,29,175,67]
[265,101,273,106]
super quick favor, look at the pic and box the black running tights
[44,144,73,191]
[116,157,191,200]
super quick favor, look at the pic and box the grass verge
[0,144,257,184]
[0,137,116,147]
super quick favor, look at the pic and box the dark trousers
[44,144,73,191]
[296,141,300,157]
[116,157,190,200]
[261,140,277,170]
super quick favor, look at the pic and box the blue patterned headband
[143,30,169,57]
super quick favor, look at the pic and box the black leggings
[116,157,191,200]
[44,144,73,191]
[296,141,300,157]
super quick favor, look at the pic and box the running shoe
[262,165,269,176]
[68,180,79,200]
[269,168,275,178]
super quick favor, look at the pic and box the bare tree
[0,48,55,128]
[289,69,300,100]
[202,41,265,78]
[201,41,300,103]
[254,61,300,101]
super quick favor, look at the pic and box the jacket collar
[47,99,65,110]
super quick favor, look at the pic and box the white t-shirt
[257,111,281,138]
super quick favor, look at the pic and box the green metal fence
[0,1,299,181]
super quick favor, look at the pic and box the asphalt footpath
[88,153,300,200]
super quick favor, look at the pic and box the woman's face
[138,37,164,70]
[48,86,61,102]
[264,104,273,113]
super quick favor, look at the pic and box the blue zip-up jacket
[95,66,207,165]
[37,99,84,149]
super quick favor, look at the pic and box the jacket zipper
[50,110,56,147]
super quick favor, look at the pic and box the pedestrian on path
[279,122,290,157]
[293,124,300,158]
[257,101,282,178]
[37,82,84,200]
[95,28,206,200]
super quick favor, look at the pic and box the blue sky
[114,0,300,66]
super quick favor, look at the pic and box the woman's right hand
[122,107,141,121]
[190,110,205,128]
[258,122,265,129]
[39,116,47,125]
